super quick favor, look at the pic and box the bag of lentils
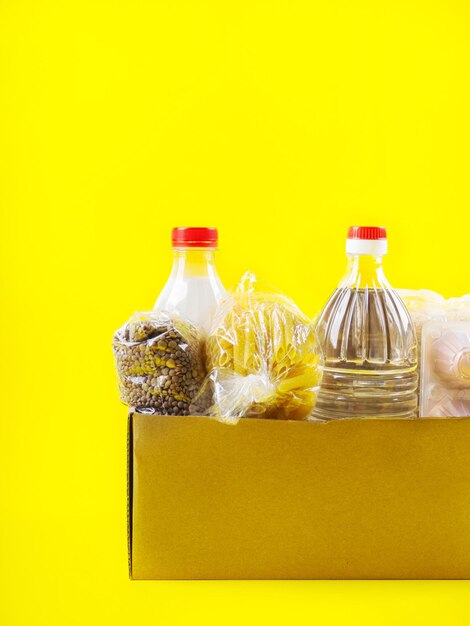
[113,312,208,415]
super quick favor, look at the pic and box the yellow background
[1,0,470,624]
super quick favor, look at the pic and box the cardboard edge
[127,410,134,580]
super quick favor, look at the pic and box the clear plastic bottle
[313,226,418,420]
[154,227,225,333]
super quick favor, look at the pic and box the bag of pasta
[113,311,208,415]
[199,273,323,423]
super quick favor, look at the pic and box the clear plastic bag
[399,290,470,351]
[399,290,470,417]
[113,311,208,415]
[197,273,323,423]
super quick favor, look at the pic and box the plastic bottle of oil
[313,226,418,420]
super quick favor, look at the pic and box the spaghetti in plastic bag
[198,273,323,423]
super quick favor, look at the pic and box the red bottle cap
[172,227,218,248]
[347,226,387,240]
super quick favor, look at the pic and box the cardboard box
[128,412,470,579]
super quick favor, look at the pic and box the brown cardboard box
[128,412,470,579]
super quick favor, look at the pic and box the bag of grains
[113,311,208,415]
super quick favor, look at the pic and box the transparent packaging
[399,291,470,417]
[113,311,208,415]
[313,253,418,420]
[398,289,447,353]
[199,273,323,423]
[399,290,470,330]
[155,245,225,333]
[421,321,470,417]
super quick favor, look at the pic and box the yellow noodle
[205,281,323,419]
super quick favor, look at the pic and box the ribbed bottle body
[313,260,418,420]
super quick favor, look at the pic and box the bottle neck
[341,254,389,289]
[170,247,218,279]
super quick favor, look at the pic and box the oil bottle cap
[172,227,218,248]
[348,226,387,240]
[346,226,388,256]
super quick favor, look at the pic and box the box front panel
[131,415,470,579]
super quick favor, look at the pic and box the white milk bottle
[154,227,225,333]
